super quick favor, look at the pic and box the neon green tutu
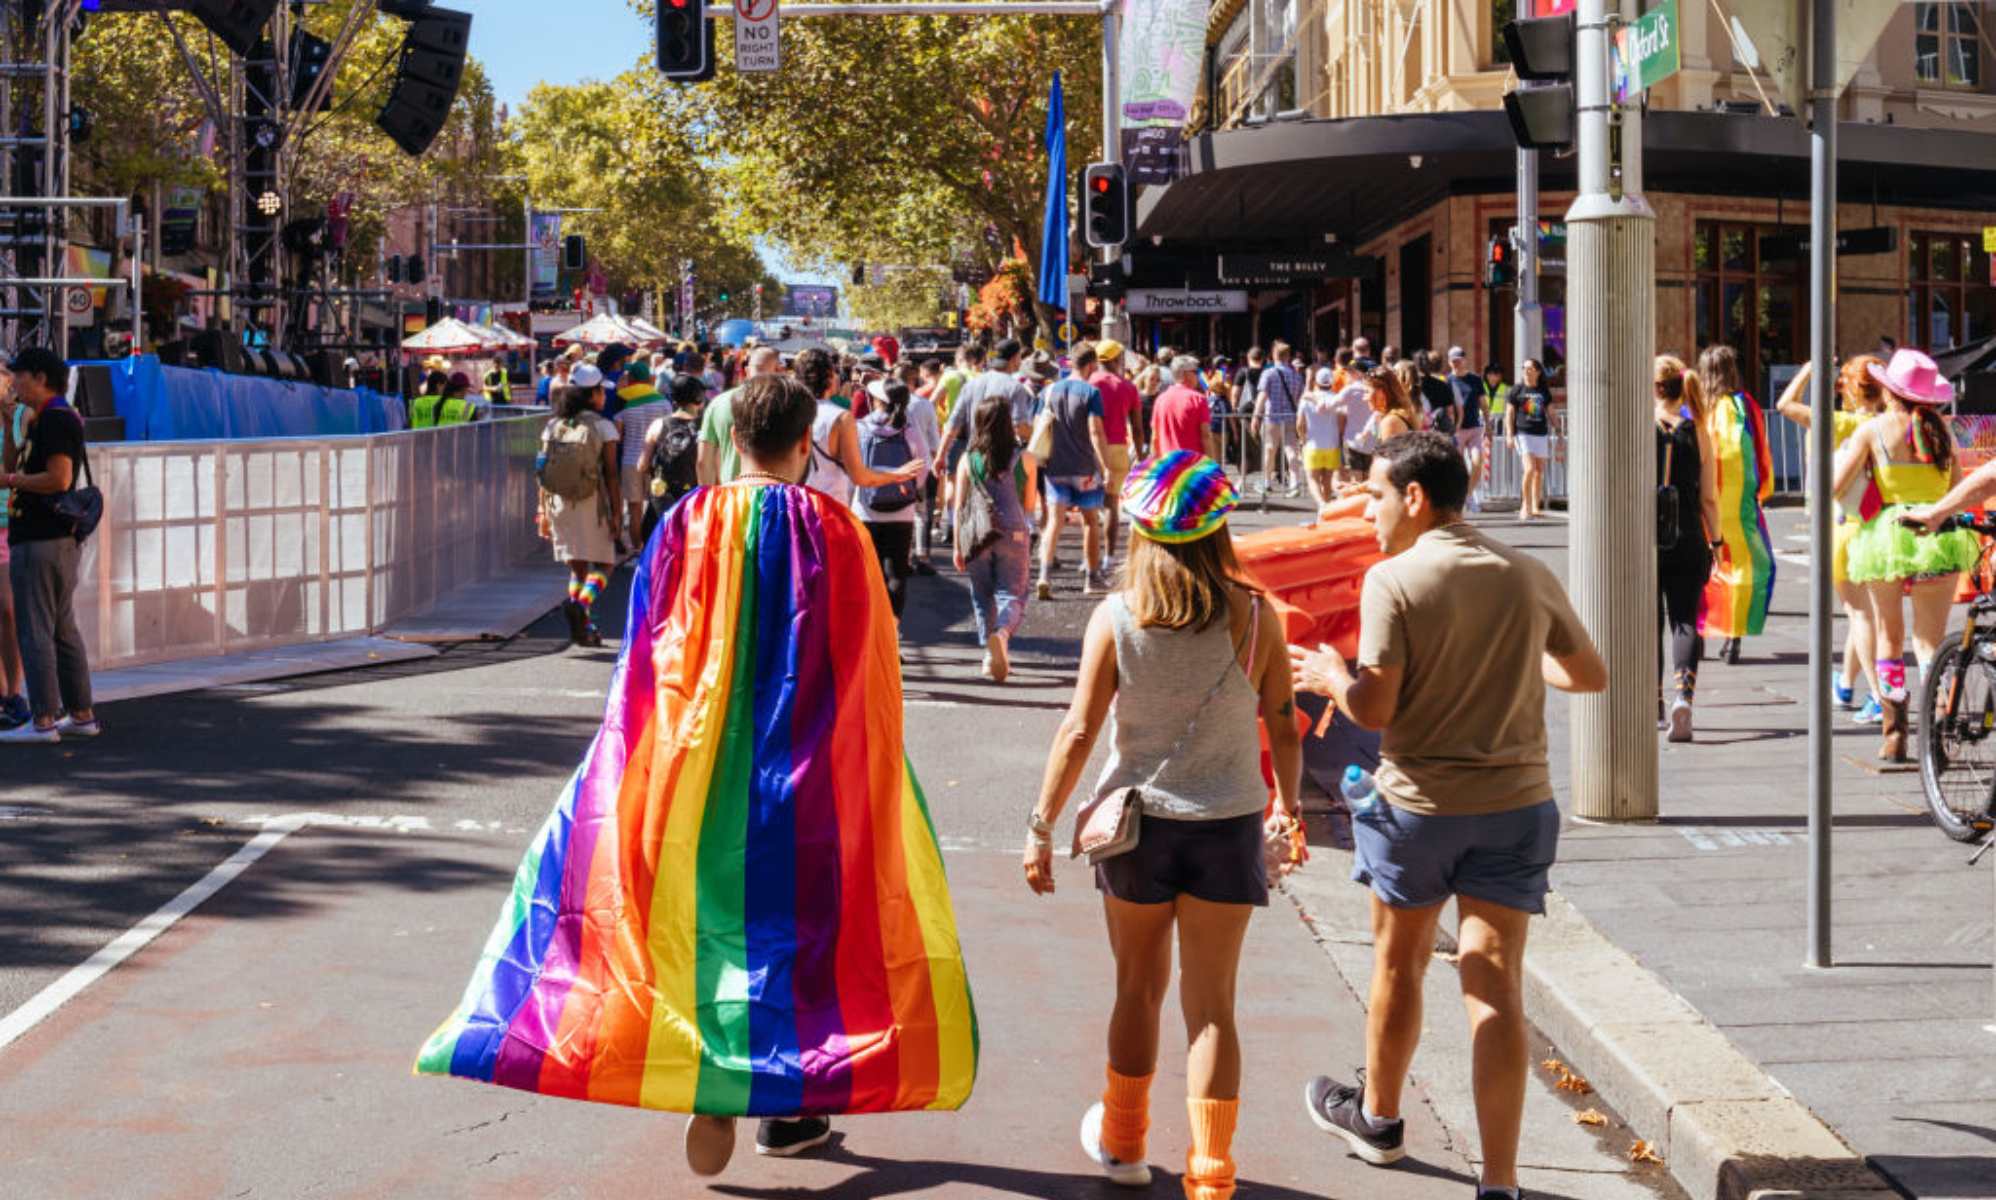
[1845,504,1981,583]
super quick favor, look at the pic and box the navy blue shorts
[1095,811,1269,907]
[1350,798,1559,914]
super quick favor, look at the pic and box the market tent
[550,312,650,349]
[467,320,534,350]
[400,317,501,357]
[623,316,676,348]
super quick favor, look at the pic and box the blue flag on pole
[1037,71,1068,319]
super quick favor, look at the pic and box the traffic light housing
[406,253,426,284]
[657,0,714,81]
[1485,236,1514,288]
[385,255,403,283]
[562,234,586,272]
[1082,162,1129,249]
[1500,13,1575,151]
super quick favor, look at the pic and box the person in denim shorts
[1290,431,1606,1200]
[1025,452,1303,1200]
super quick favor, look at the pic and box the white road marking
[237,812,434,833]
[0,815,309,1052]
[1675,825,1794,851]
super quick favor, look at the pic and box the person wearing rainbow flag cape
[415,372,979,1177]
[1694,344,1776,665]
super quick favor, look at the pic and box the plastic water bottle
[1340,765,1377,814]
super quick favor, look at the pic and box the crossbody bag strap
[1134,593,1258,793]
[1660,423,1674,485]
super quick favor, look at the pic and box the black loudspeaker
[186,0,281,57]
[71,364,117,419]
[405,7,471,57]
[83,416,126,443]
[377,0,434,16]
[375,8,470,157]
[155,338,191,368]
[190,330,246,375]
[265,349,307,381]
[304,350,341,388]
[398,46,463,92]
[375,78,454,156]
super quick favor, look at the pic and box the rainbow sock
[566,578,583,604]
[1877,658,1907,702]
[578,571,609,625]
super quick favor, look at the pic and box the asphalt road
[0,513,1680,1199]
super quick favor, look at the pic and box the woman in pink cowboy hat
[1832,348,1979,761]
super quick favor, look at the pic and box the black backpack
[649,417,700,506]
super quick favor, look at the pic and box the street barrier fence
[77,410,546,672]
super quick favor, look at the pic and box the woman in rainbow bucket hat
[1024,451,1305,1199]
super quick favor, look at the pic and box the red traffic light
[1091,176,1110,193]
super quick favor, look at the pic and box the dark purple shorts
[1094,811,1269,907]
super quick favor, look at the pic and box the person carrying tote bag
[1021,451,1303,1200]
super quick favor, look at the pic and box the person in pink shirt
[1151,355,1217,460]
[1088,339,1144,557]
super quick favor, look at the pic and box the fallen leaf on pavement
[1540,1057,1566,1073]
[1572,1109,1608,1127]
[1540,1058,1594,1094]
[1629,1140,1664,1165]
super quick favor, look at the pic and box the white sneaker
[1079,1101,1152,1187]
[56,716,100,738]
[0,722,58,744]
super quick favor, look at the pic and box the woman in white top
[1296,366,1346,507]
[851,378,933,623]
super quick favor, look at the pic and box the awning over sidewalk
[1137,110,1996,246]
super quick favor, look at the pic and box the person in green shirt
[697,344,779,484]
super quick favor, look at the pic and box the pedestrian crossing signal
[1486,237,1513,288]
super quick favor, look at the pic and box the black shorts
[1094,811,1269,907]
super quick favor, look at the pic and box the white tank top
[806,400,853,506]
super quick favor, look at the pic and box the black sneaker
[1475,1191,1527,1200]
[754,1116,832,1157]
[912,559,938,577]
[560,598,588,644]
[1303,1072,1405,1165]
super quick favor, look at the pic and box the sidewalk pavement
[1326,504,1994,1200]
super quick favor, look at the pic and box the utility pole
[1098,0,1128,344]
[1566,0,1657,820]
[1804,0,1836,968]
[1514,141,1542,376]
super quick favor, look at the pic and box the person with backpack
[535,363,622,647]
[795,347,922,510]
[635,372,706,546]
[612,359,668,540]
[853,377,933,624]
[953,394,1040,683]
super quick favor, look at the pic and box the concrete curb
[1526,891,1899,1200]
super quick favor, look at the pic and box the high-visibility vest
[410,393,444,429]
[439,395,479,425]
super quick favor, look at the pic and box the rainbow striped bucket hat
[1122,451,1239,544]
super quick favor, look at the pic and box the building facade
[1134,1,1996,398]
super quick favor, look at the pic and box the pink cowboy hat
[1867,348,1954,407]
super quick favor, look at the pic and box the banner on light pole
[1117,0,1203,183]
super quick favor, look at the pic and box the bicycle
[1911,512,1996,842]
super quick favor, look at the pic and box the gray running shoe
[1303,1072,1405,1166]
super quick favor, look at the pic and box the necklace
[732,470,791,485]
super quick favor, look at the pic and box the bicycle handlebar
[1900,512,1996,539]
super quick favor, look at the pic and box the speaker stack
[375,7,474,157]
[183,0,283,56]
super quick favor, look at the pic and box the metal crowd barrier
[76,411,547,671]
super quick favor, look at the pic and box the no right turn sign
[734,0,779,72]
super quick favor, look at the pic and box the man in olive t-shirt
[1288,431,1605,1200]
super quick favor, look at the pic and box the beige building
[1134,1,1996,398]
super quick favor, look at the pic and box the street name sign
[734,0,780,73]
[1126,288,1248,315]
[1611,0,1679,105]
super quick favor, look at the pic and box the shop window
[1491,0,1515,66]
[1916,2,1983,90]
[1486,217,1567,383]
[1692,220,1803,399]
[1908,230,1995,350]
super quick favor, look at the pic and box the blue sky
[470,0,652,115]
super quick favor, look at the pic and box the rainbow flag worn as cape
[1700,391,1776,638]
[416,481,978,1117]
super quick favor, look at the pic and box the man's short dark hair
[1070,343,1098,374]
[1375,430,1469,513]
[669,372,707,408]
[734,374,815,457]
[993,338,1023,366]
[794,347,836,398]
[8,346,66,393]
[963,342,988,367]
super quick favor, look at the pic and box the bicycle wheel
[1918,637,1996,842]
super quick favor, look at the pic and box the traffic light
[425,296,443,326]
[719,289,730,305]
[1082,162,1129,249]
[562,234,586,272]
[1500,12,1576,151]
[657,0,714,81]
[1485,236,1514,288]
[385,255,403,283]
[406,252,426,284]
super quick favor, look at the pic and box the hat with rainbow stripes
[1122,451,1238,544]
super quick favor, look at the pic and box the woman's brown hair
[1654,354,1707,420]
[1368,366,1419,427]
[1839,354,1885,415]
[1122,530,1252,632]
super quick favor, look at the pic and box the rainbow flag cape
[416,482,978,1117]
[1701,392,1776,638]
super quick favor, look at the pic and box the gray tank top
[1094,592,1268,821]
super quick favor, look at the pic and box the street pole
[1514,142,1542,378]
[1805,0,1836,969]
[1099,0,1129,345]
[523,192,534,396]
[1566,0,1657,821]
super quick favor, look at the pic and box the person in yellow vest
[482,366,512,408]
[408,369,449,429]
[438,371,484,425]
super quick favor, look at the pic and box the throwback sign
[1125,288,1248,315]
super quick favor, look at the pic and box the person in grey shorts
[0,347,99,744]
[1024,451,1302,1198]
[1290,431,1605,1200]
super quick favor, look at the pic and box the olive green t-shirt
[698,386,742,483]
[1358,523,1591,817]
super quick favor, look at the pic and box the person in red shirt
[1087,339,1144,557]
[1151,355,1217,459]
[871,334,901,368]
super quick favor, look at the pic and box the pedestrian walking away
[1446,347,1487,510]
[612,358,669,540]
[535,364,622,648]
[1833,348,1979,762]
[1090,339,1144,559]
[634,371,707,547]
[953,394,1040,683]
[1034,342,1112,599]
[1695,344,1775,664]
[697,345,781,486]
[798,347,923,509]
[1256,343,1305,497]
[417,370,977,1180]
[0,369,33,728]
[853,377,933,624]
[1653,356,1719,743]
[1152,356,1218,460]
[1298,367,1345,507]
[1026,450,1303,1200]
[0,347,99,744]
[1289,431,1606,1200]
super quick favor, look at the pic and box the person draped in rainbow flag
[415,372,979,1177]
[1695,345,1775,664]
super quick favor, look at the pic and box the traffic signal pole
[1804,0,1837,969]
[1099,1,1129,345]
[1566,0,1658,821]
[1514,141,1542,380]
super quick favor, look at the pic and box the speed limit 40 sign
[734,0,779,72]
